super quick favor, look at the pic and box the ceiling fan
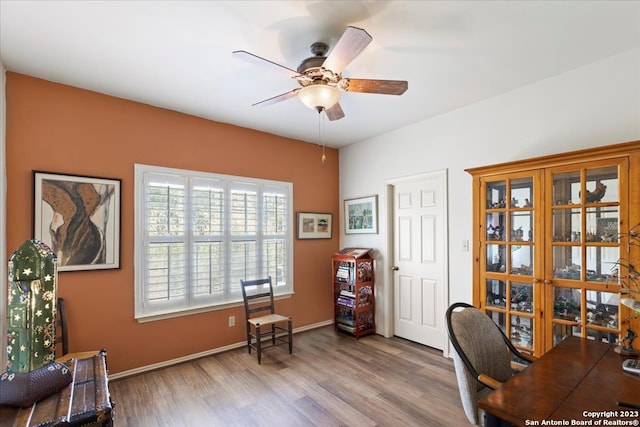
[233,26,408,121]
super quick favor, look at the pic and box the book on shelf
[337,323,356,333]
[336,264,350,275]
[335,273,352,283]
[335,262,353,283]
[340,289,355,298]
[336,315,356,326]
[337,296,355,308]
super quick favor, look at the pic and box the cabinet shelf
[332,248,375,338]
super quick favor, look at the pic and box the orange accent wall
[5,73,339,374]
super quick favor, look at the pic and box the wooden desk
[479,336,639,427]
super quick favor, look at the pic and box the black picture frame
[33,171,121,271]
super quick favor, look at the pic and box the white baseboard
[109,319,334,380]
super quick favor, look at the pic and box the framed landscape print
[344,195,378,234]
[33,171,121,271]
[297,212,333,239]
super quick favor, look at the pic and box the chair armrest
[518,352,537,363]
[511,361,529,372]
[511,351,537,373]
[477,374,503,390]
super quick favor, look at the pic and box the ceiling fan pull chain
[318,110,327,164]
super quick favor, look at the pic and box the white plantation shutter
[263,185,289,286]
[135,165,293,320]
[229,182,258,290]
[191,178,225,302]
[144,172,188,312]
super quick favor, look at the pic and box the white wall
[340,48,640,338]
[1,63,7,371]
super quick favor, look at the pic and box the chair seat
[248,314,291,327]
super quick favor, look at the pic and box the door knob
[392,266,399,271]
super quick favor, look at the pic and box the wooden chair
[446,302,537,426]
[240,277,292,364]
[54,298,69,357]
[54,297,101,363]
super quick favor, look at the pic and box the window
[134,164,293,320]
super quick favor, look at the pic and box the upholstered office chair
[240,277,293,364]
[446,302,536,426]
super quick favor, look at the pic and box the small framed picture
[33,171,121,271]
[344,195,378,234]
[297,212,333,239]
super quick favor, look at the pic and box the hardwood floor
[109,326,469,426]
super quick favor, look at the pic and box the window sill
[135,291,294,323]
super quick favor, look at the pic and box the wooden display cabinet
[467,140,640,356]
[332,248,375,338]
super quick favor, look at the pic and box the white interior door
[393,171,448,349]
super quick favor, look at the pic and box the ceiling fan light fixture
[298,83,341,111]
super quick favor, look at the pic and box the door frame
[385,169,450,354]
[1,68,6,373]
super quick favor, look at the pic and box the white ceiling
[1,1,639,148]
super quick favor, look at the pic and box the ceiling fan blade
[343,79,408,95]
[322,26,372,74]
[251,90,299,107]
[324,103,345,121]
[232,50,300,78]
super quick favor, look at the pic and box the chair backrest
[240,277,276,320]
[446,302,513,425]
[54,297,69,357]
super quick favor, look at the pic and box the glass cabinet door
[545,159,627,351]
[480,172,542,355]
[470,142,639,358]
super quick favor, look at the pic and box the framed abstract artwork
[297,212,333,239]
[344,195,378,234]
[33,171,121,271]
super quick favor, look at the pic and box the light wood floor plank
[109,326,469,426]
